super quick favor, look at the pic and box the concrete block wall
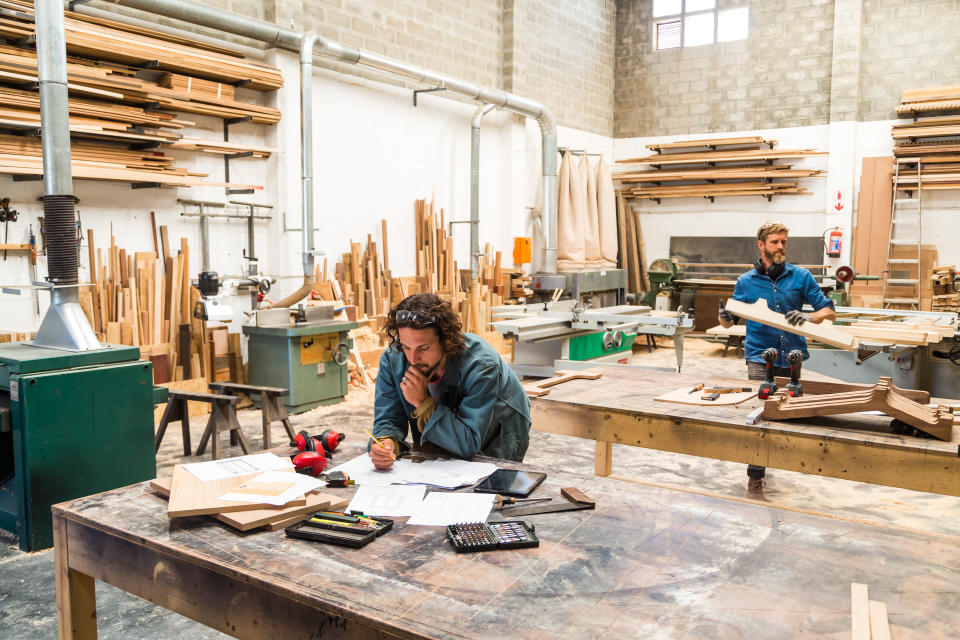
[615,0,835,137]
[505,0,617,136]
[859,0,960,121]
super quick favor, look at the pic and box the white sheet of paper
[219,470,324,506]
[327,453,405,486]
[406,492,495,526]
[185,453,292,482]
[328,454,496,489]
[346,484,426,517]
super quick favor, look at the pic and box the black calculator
[446,520,539,553]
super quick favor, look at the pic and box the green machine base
[0,342,157,551]
[243,320,357,414]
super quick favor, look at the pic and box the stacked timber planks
[0,0,283,89]
[893,87,960,192]
[0,2,282,187]
[930,266,959,314]
[0,134,261,189]
[613,137,826,202]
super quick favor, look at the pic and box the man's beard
[765,249,786,265]
[416,358,444,380]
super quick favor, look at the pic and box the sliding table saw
[491,301,694,377]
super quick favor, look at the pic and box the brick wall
[615,0,835,137]
[504,0,617,136]
[859,0,960,121]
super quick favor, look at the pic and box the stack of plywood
[150,454,348,533]
[613,137,826,202]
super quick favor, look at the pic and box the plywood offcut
[655,385,756,406]
[166,463,304,518]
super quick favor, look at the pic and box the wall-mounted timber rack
[762,377,954,441]
[0,1,282,189]
[613,137,826,203]
[892,87,960,193]
[0,0,283,89]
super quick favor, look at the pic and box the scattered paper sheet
[219,470,324,506]
[328,453,498,489]
[407,492,495,526]
[328,453,405,486]
[185,453,292,482]
[347,484,427,517]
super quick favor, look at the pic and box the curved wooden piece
[763,377,953,440]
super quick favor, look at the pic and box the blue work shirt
[373,333,531,461]
[731,262,835,368]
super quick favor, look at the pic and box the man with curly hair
[368,293,531,469]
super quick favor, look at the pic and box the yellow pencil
[364,429,396,460]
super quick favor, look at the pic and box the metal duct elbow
[469,104,495,277]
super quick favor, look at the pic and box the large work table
[529,366,960,496]
[54,447,960,639]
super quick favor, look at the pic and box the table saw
[491,301,694,377]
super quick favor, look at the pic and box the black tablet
[474,469,546,497]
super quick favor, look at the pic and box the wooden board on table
[724,298,857,350]
[655,385,756,406]
[167,462,304,518]
[150,476,347,531]
[524,370,603,398]
[705,323,746,336]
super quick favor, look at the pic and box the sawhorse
[208,382,295,449]
[155,390,250,459]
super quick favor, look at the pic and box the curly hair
[381,293,466,358]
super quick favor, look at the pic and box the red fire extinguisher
[826,227,842,257]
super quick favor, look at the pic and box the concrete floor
[3,336,960,638]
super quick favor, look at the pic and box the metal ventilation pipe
[33,0,99,350]
[96,0,560,273]
[264,31,317,309]
[469,104,495,277]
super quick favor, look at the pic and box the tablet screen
[474,469,547,497]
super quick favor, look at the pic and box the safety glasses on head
[395,309,437,327]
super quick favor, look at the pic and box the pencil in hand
[364,429,397,460]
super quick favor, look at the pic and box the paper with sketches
[346,484,427,517]
[406,492,496,526]
[219,471,324,506]
[328,454,497,489]
[185,453,292,482]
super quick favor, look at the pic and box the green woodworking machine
[0,343,156,551]
[243,303,357,414]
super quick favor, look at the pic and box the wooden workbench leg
[54,515,97,640]
[595,441,613,477]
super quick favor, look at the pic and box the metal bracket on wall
[413,82,446,106]
[282,211,320,233]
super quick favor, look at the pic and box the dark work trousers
[745,361,792,479]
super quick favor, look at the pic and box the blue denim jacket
[373,333,531,461]
[731,263,835,368]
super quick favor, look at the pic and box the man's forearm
[809,307,836,324]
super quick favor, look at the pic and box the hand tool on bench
[702,386,752,394]
[786,349,804,397]
[492,495,552,510]
[498,487,595,517]
[758,347,780,399]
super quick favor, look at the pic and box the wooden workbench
[530,366,960,496]
[53,451,960,638]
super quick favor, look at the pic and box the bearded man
[718,222,836,495]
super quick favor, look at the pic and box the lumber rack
[223,116,254,195]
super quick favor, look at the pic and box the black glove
[784,310,810,326]
[718,304,736,324]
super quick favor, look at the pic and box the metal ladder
[882,160,923,309]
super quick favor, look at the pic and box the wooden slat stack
[616,190,648,295]
[893,86,960,193]
[0,1,282,187]
[614,137,826,201]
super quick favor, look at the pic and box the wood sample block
[166,462,304,518]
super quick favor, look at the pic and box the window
[653,1,748,50]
